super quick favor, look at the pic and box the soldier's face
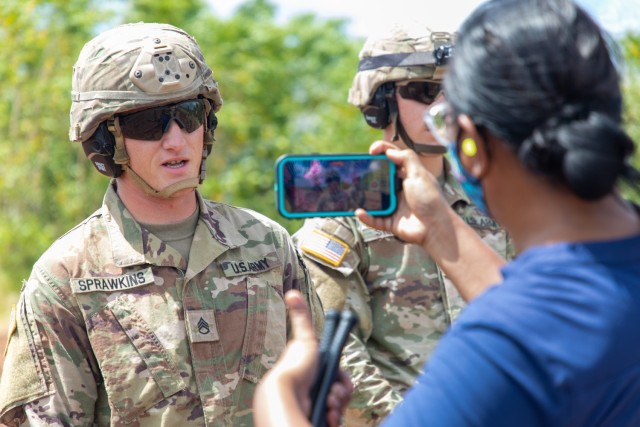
[387,91,446,148]
[124,121,205,193]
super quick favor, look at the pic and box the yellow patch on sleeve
[300,229,349,267]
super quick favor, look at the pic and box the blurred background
[0,0,639,369]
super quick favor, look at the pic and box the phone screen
[275,154,397,218]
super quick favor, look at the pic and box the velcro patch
[301,229,349,267]
[361,226,395,243]
[70,268,154,294]
[186,310,219,343]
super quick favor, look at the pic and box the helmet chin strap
[392,113,447,155]
[122,165,199,198]
[110,117,200,199]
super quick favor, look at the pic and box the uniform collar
[441,158,472,208]
[101,182,246,269]
[195,191,249,248]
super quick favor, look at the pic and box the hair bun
[519,110,634,200]
[560,111,633,200]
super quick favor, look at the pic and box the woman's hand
[357,141,506,301]
[356,141,451,247]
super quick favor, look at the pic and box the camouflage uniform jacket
[0,183,323,427]
[293,161,514,426]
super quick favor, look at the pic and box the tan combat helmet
[349,22,454,154]
[70,22,223,196]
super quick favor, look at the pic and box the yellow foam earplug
[461,138,477,157]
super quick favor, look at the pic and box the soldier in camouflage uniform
[317,170,353,212]
[0,23,323,427]
[293,22,514,426]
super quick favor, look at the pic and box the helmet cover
[348,22,454,108]
[70,22,223,143]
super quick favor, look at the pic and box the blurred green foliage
[0,0,639,318]
[621,33,640,199]
[0,0,377,315]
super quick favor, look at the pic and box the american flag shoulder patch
[301,229,349,267]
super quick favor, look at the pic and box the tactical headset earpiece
[82,122,122,177]
[204,110,218,151]
[361,83,396,129]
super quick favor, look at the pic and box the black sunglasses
[118,99,206,141]
[397,81,443,105]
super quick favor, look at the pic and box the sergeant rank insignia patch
[186,309,219,343]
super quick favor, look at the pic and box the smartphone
[274,153,398,219]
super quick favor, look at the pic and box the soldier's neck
[418,154,445,179]
[115,178,198,225]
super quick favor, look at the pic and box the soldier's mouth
[164,160,186,168]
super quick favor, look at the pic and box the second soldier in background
[294,22,514,425]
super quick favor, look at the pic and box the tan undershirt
[140,207,200,262]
